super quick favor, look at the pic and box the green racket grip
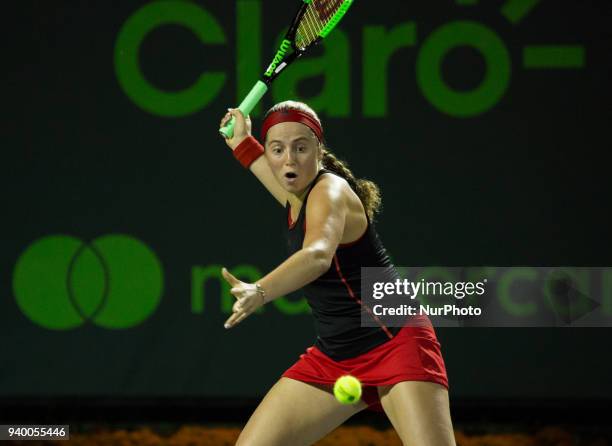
[219,80,269,139]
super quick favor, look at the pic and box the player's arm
[248,155,289,206]
[256,175,347,300]
[222,175,347,328]
[220,109,288,206]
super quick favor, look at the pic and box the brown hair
[264,101,382,220]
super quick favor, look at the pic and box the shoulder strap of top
[302,169,332,207]
[288,170,331,227]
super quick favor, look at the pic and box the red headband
[261,109,323,142]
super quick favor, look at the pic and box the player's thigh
[236,377,367,446]
[378,381,456,446]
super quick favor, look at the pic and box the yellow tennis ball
[333,375,362,405]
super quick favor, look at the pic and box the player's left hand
[222,267,265,329]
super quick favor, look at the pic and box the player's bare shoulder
[311,173,365,216]
[310,172,347,204]
[311,173,367,243]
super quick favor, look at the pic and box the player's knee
[235,430,274,446]
[236,437,284,446]
[235,433,256,446]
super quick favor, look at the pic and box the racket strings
[295,0,344,48]
[296,16,315,47]
[296,8,322,48]
[312,0,343,25]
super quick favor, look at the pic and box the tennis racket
[219,0,354,138]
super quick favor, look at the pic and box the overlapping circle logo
[13,234,164,330]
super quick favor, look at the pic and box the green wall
[2,0,611,400]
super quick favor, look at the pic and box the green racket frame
[219,0,354,139]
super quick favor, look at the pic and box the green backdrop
[2,0,611,400]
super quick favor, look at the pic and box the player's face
[265,122,321,195]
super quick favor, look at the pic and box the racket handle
[219,80,269,139]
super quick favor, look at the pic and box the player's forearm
[257,247,331,302]
[249,156,287,205]
[229,136,287,205]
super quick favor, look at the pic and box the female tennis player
[219,101,456,446]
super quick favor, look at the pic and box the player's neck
[287,189,308,210]
[287,169,323,209]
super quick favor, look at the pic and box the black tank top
[286,169,402,360]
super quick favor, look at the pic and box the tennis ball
[333,375,362,405]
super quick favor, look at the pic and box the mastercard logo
[12,235,164,330]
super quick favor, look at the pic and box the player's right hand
[221,267,264,329]
[220,108,252,150]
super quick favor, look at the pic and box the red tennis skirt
[282,318,449,412]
